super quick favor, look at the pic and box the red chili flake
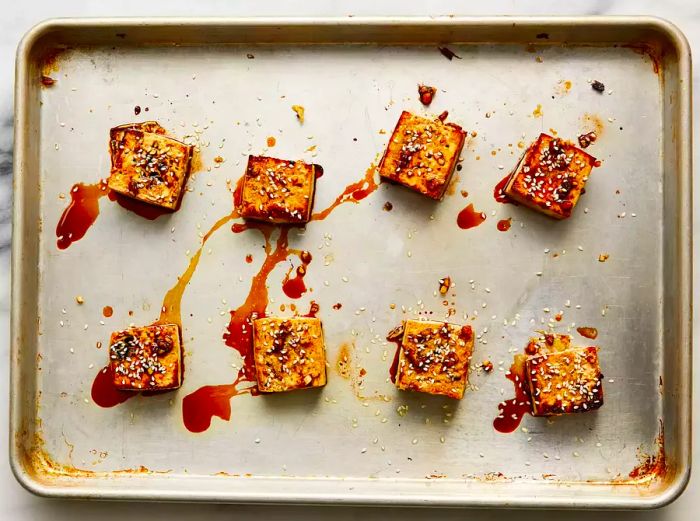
[438,110,449,122]
[418,84,437,106]
[40,75,56,86]
[438,47,461,61]
[578,131,597,149]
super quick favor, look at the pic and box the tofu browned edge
[237,155,318,224]
[503,133,595,220]
[107,122,193,211]
[378,111,466,200]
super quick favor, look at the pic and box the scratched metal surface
[11,18,691,508]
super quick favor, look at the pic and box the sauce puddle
[493,362,533,433]
[457,204,486,229]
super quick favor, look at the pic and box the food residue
[591,80,605,93]
[497,218,512,231]
[266,136,276,147]
[40,75,56,87]
[482,360,494,373]
[457,204,486,229]
[438,46,461,61]
[598,253,610,262]
[578,131,597,149]
[438,277,451,295]
[383,201,393,212]
[577,327,599,339]
[418,84,437,106]
[532,104,543,118]
[76,295,84,305]
[102,306,113,318]
[291,105,305,123]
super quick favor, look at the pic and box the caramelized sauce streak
[493,364,532,433]
[91,213,236,408]
[158,213,236,326]
[56,181,110,249]
[310,165,379,221]
[388,338,402,384]
[457,204,486,229]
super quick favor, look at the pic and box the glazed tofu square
[253,317,327,392]
[378,111,466,200]
[109,324,182,391]
[504,133,596,219]
[238,156,318,223]
[395,320,474,399]
[108,122,193,210]
[526,346,604,416]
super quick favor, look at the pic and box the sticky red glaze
[282,250,311,299]
[493,364,532,433]
[311,165,379,221]
[56,181,110,249]
[457,204,486,229]
[102,306,113,317]
[494,173,518,205]
[497,218,512,231]
[108,191,172,220]
[304,300,320,318]
[91,366,135,408]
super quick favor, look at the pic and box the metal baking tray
[11,17,692,508]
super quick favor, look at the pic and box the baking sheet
[11,17,692,508]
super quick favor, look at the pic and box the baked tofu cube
[504,133,596,219]
[252,317,327,392]
[108,122,193,210]
[237,156,318,223]
[526,346,604,416]
[395,320,474,399]
[378,111,466,200]
[109,324,182,391]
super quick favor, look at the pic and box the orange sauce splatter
[310,164,379,221]
[102,306,113,318]
[497,218,512,231]
[457,204,486,229]
[266,136,276,147]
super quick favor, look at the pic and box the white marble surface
[1,0,697,519]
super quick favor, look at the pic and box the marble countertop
[1,1,697,519]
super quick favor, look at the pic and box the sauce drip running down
[493,363,533,433]
[457,204,486,229]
